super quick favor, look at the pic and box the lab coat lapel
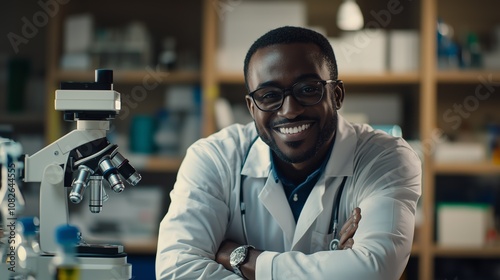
[292,179,325,247]
[259,177,295,247]
[241,138,295,247]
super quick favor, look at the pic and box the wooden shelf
[144,156,183,172]
[217,72,420,85]
[0,113,45,125]
[434,162,500,175]
[341,72,420,85]
[433,245,500,258]
[55,69,201,84]
[436,70,500,84]
[411,244,420,256]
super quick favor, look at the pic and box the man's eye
[299,85,320,95]
[260,90,282,100]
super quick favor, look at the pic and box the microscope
[1,69,141,279]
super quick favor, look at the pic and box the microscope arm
[24,121,109,254]
[24,121,109,183]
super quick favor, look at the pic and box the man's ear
[334,80,345,110]
[245,95,256,120]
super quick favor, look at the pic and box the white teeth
[279,124,310,134]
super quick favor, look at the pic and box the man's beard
[256,113,337,164]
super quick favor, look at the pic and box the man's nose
[277,94,305,118]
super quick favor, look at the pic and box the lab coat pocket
[311,230,334,252]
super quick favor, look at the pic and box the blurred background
[1,0,500,279]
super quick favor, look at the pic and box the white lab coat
[156,115,422,280]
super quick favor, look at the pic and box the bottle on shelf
[461,32,483,69]
[50,224,81,280]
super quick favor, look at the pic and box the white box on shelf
[389,30,420,72]
[434,142,486,163]
[63,13,93,53]
[217,1,306,72]
[437,203,493,247]
[338,93,402,126]
[329,29,388,73]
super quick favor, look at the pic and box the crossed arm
[215,207,362,280]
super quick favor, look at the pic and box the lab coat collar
[324,114,355,177]
[241,114,356,178]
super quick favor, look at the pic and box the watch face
[230,246,247,266]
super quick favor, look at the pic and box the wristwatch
[229,245,255,278]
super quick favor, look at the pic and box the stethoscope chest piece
[329,238,340,251]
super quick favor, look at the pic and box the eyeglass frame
[247,79,339,112]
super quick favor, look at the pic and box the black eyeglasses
[248,80,337,112]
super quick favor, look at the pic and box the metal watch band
[233,266,244,278]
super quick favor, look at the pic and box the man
[156,26,421,279]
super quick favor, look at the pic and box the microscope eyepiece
[99,156,125,193]
[69,165,93,204]
[110,151,142,186]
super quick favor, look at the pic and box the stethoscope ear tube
[329,176,348,250]
[240,136,260,244]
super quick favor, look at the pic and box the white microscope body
[3,69,141,279]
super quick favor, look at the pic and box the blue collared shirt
[271,147,332,222]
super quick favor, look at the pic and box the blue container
[130,115,156,154]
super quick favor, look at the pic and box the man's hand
[338,207,361,250]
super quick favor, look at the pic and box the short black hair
[243,26,338,90]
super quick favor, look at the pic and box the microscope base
[36,253,132,280]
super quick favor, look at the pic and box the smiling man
[156,26,421,280]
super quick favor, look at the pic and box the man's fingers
[338,207,362,249]
[339,223,357,245]
[341,238,354,250]
[339,207,361,237]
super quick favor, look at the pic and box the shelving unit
[40,0,500,278]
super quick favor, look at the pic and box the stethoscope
[239,137,348,251]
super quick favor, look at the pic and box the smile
[278,124,311,135]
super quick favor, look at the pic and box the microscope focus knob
[44,164,64,185]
